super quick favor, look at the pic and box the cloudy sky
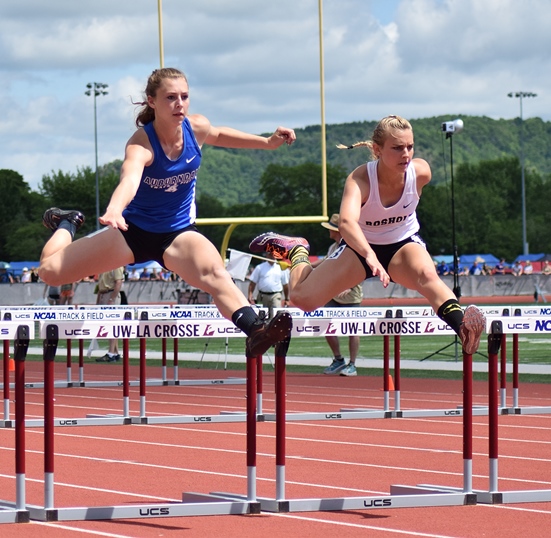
[0,0,548,190]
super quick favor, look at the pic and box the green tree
[0,169,48,260]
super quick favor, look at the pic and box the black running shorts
[119,220,199,265]
[344,233,426,282]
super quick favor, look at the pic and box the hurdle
[475,317,551,504]
[499,306,551,415]
[0,322,31,523]
[413,316,551,505]
[24,322,262,521]
[266,308,487,422]
[257,323,477,512]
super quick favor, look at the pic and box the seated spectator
[128,267,141,281]
[30,267,40,282]
[20,267,32,283]
[150,268,162,281]
[523,260,534,275]
[437,261,450,276]
[481,263,491,275]
[469,261,483,276]
[511,261,523,276]
[0,267,14,284]
[493,258,506,275]
[139,268,151,280]
[542,261,551,276]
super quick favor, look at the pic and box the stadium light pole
[508,91,537,256]
[85,82,109,230]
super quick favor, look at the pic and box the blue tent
[513,253,545,262]
[432,255,454,264]
[459,254,500,267]
[6,261,40,277]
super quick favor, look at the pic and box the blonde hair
[134,68,188,127]
[336,115,412,160]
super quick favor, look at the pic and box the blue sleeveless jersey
[123,118,202,233]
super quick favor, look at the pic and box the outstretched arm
[100,130,153,230]
[188,114,295,149]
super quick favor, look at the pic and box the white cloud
[0,0,548,189]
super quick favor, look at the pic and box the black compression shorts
[119,220,199,266]
[344,233,426,282]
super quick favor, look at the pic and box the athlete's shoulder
[412,158,431,184]
[187,114,210,145]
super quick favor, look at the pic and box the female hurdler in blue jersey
[250,115,486,357]
[38,67,294,357]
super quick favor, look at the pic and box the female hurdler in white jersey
[251,115,485,356]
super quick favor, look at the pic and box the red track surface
[1,361,551,537]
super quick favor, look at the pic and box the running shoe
[42,207,85,232]
[249,232,309,261]
[324,358,346,375]
[459,305,486,355]
[340,363,357,377]
[246,311,293,358]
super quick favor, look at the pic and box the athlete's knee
[37,263,63,286]
[290,289,322,312]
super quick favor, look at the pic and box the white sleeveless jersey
[358,160,420,244]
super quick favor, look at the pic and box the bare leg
[388,242,456,311]
[289,249,367,312]
[325,335,342,358]
[39,228,135,286]
[163,232,249,320]
[348,336,360,364]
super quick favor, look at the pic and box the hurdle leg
[66,339,72,385]
[394,335,401,414]
[2,340,9,421]
[122,339,130,418]
[246,355,258,502]
[499,334,507,408]
[43,325,59,511]
[512,333,519,409]
[383,335,390,412]
[462,339,473,493]
[14,327,29,514]
[257,355,263,416]
[139,338,147,418]
[78,340,84,385]
[173,338,179,383]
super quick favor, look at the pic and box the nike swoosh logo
[403,201,413,208]
[186,155,197,164]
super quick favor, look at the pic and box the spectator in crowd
[128,267,141,280]
[511,261,523,277]
[437,260,450,276]
[469,261,483,276]
[0,267,14,284]
[481,263,491,276]
[30,267,40,282]
[523,260,534,275]
[313,213,363,377]
[150,268,162,280]
[59,282,76,305]
[95,267,125,362]
[44,284,60,304]
[20,267,32,283]
[493,258,506,275]
[542,260,551,275]
[248,253,289,319]
[139,268,151,280]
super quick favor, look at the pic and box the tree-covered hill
[197,114,551,205]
